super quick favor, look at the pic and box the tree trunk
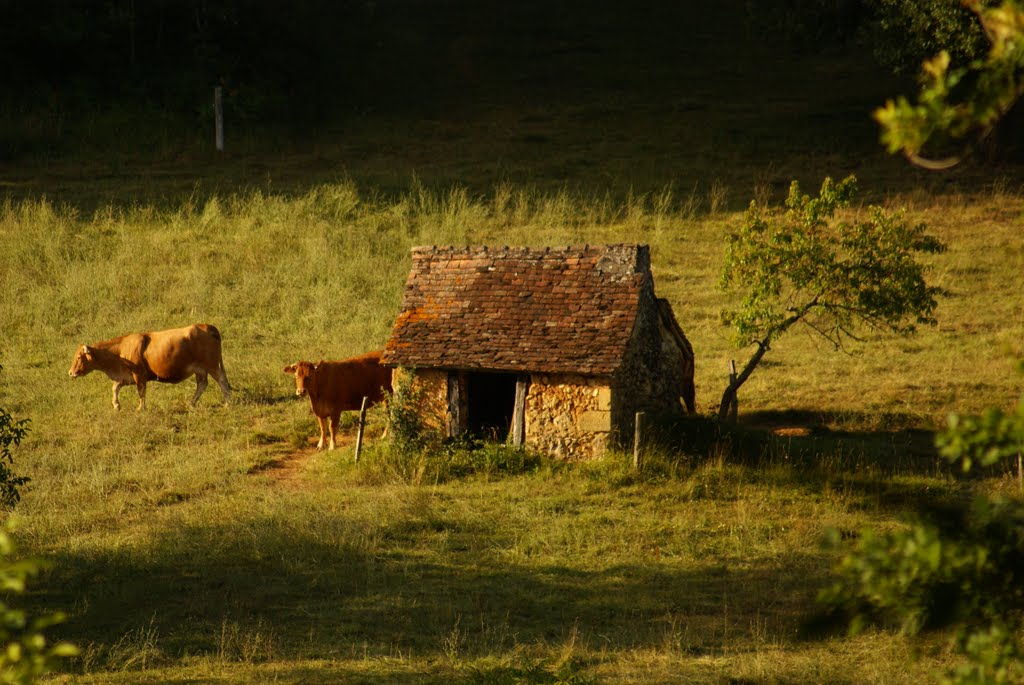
[718,340,770,424]
[717,302,816,424]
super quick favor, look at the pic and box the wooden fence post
[511,375,528,447]
[214,86,224,152]
[633,411,645,470]
[354,396,369,463]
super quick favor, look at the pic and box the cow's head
[283,361,318,397]
[68,345,95,378]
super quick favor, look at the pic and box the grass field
[2,3,1024,683]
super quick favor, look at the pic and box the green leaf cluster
[0,407,29,510]
[869,0,990,75]
[875,1,1024,165]
[721,174,945,350]
[0,523,77,684]
[823,371,1024,685]
[0,366,30,510]
[938,399,1024,473]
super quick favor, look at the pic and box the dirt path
[248,433,357,485]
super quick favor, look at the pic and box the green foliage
[868,0,990,75]
[719,174,944,420]
[0,370,30,510]
[937,391,1024,473]
[875,1,1024,166]
[436,440,545,481]
[822,371,1024,685]
[385,371,435,457]
[722,174,944,348]
[821,494,1024,685]
[366,373,544,485]
[0,522,77,683]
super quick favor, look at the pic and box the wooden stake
[214,86,224,152]
[354,396,369,463]
[511,376,528,447]
[633,411,645,470]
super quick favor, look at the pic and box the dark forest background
[4,1,876,117]
[4,0,1017,200]
[0,2,908,153]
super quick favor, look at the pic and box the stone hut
[381,244,695,459]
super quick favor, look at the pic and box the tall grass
[0,180,1019,683]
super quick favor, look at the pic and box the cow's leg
[135,381,147,410]
[212,364,231,404]
[328,414,340,451]
[111,381,125,411]
[315,415,328,451]
[191,371,209,406]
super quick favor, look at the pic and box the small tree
[718,175,945,423]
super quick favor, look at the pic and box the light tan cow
[284,350,391,450]
[69,323,231,410]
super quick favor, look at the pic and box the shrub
[0,367,30,509]
[0,522,78,683]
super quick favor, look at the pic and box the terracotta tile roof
[382,244,651,375]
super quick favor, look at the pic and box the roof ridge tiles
[385,243,656,375]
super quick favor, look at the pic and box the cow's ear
[283,364,296,374]
[82,345,94,358]
[314,360,324,370]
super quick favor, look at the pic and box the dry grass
[0,178,1018,684]
[2,4,1023,678]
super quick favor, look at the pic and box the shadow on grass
[650,409,944,475]
[638,410,975,520]
[38,514,827,671]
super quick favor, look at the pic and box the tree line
[0,1,996,123]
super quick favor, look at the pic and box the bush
[385,371,435,457]
[0,367,30,509]
[820,364,1024,685]
[0,522,78,683]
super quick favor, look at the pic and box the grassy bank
[0,181,1020,682]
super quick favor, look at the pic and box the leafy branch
[875,0,1024,168]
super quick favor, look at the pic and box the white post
[214,86,224,152]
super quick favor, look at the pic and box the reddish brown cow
[283,350,391,451]
[69,323,231,410]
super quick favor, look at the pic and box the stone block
[579,410,611,433]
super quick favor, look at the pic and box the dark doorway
[465,371,518,440]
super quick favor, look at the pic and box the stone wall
[611,279,692,439]
[525,374,613,460]
[395,367,619,460]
